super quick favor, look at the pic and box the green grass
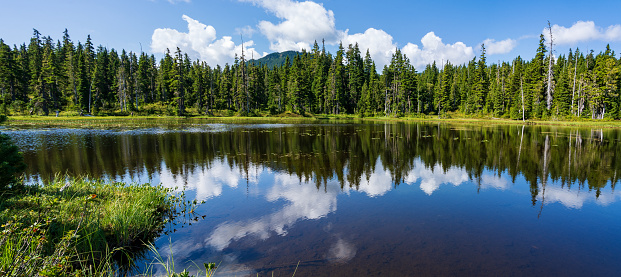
[7,112,621,129]
[0,176,184,276]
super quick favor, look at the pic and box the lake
[4,120,621,276]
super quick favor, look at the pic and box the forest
[0,29,619,119]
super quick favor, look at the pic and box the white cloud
[241,0,344,52]
[241,1,476,69]
[482,38,517,55]
[545,21,621,45]
[235,25,256,38]
[342,28,397,69]
[479,174,509,190]
[603,24,621,41]
[206,173,340,250]
[402,32,475,70]
[151,15,262,65]
[404,159,469,195]
[538,186,588,209]
[167,0,190,3]
[538,183,621,209]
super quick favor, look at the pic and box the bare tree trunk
[517,125,524,170]
[546,21,554,110]
[571,56,577,115]
[88,83,92,114]
[520,77,525,121]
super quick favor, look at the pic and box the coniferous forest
[1,29,620,120]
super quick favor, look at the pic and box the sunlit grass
[0,176,180,276]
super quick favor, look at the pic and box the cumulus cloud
[538,186,588,209]
[206,173,340,250]
[538,184,621,209]
[482,38,517,55]
[241,0,343,52]
[151,15,262,65]
[404,159,469,195]
[152,2,506,69]
[545,21,621,45]
[239,0,398,67]
[401,32,474,70]
[156,157,262,201]
[479,174,509,190]
[342,28,397,69]
[240,1,476,69]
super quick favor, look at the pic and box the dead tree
[546,21,555,110]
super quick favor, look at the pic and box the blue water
[4,122,621,276]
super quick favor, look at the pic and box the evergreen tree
[471,44,489,113]
[170,47,186,115]
[529,34,547,117]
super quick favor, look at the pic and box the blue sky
[2,0,621,69]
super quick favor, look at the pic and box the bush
[0,131,26,191]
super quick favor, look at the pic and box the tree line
[0,29,619,119]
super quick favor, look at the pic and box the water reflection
[207,172,339,250]
[5,122,621,275]
[9,123,621,206]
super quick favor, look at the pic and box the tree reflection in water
[6,122,621,276]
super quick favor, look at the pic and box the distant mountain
[249,51,302,68]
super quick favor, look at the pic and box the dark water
[4,121,621,276]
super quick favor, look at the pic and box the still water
[4,121,621,276]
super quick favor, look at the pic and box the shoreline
[5,114,621,129]
[0,177,186,276]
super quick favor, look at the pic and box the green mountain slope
[249,51,302,68]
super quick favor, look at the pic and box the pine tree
[92,45,111,113]
[529,34,547,117]
[552,55,571,116]
[435,62,452,117]
[593,45,619,119]
[74,43,89,113]
[471,44,489,113]
[327,44,345,114]
[170,47,186,115]
[0,40,17,112]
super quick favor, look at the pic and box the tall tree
[471,44,489,113]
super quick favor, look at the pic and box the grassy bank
[0,177,182,276]
[3,112,326,128]
[5,113,621,129]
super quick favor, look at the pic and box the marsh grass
[4,115,326,129]
[0,176,188,276]
[7,113,621,129]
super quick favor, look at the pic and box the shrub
[0,134,26,191]
[0,116,26,191]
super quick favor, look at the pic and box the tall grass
[0,176,190,276]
